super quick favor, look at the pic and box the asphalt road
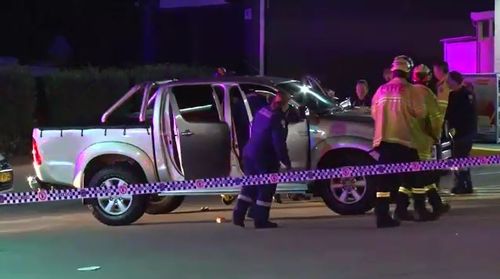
[1,163,500,279]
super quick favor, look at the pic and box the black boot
[394,192,414,221]
[451,170,473,194]
[273,194,283,204]
[253,205,278,229]
[413,194,434,222]
[233,199,251,228]
[427,188,450,219]
[375,197,400,228]
[247,205,256,219]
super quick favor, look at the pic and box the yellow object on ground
[471,144,500,157]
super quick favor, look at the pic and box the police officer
[371,55,433,228]
[233,91,292,229]
[395,64,450,221]
[446,71,477,194]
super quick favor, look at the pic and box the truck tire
[317,151,376,215]
[146,195,184,215]
[87,166,148,226]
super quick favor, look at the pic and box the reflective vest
[436,75,450,117]
[371,78,425,149]
[411,84,443,159]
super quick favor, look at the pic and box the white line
[0,216,64,225]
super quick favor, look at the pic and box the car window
[171,85,221,123]
[276,81,335,112]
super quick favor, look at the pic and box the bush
[0,66,36,156]
[42,68,129,126]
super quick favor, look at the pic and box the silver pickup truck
[0,153,13,192]
[31,76,450,226]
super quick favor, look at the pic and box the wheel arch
[73,142,158,189]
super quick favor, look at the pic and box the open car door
[167,85,231,180]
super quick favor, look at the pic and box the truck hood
[318,108,373,124]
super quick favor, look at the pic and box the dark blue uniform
[233,105,291,227]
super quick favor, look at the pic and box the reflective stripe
[256,200,272,207]
[411,188,427,194]
[237,194,253,203]
[425,184,438,191]
[398,186,412,196]
[376,192,391,198]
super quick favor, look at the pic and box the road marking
[0,215,65,225]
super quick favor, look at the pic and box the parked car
[0,153,14,192]
[30,76,451,225]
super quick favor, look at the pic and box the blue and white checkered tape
[0,155,498,205]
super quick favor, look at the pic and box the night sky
[0,0,495,95]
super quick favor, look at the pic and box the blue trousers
[234,156,278,223]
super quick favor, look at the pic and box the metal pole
[259,0,266,75]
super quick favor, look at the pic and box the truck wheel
[87,166,147,226]
[146,195,184,214]
[318,152,376,215]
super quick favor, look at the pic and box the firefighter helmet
[391,55,414,73]
[412,64,432,84]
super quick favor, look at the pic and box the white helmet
[391,55,414,73]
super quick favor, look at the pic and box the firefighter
[394,64,450,221]
[433,61,451,116]
[371,55,433,228]
[233,91,292,229]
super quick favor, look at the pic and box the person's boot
[394,191,414,221]
[427,187,450,219]
[413,194,434,222]
[375,196,400,228]
[464,171,474,194]
[451,171,471,194]
[253,205,278,229]
[233,199,251,228]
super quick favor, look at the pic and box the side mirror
[339,98,352,110]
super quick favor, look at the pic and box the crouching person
[233,91,292,229]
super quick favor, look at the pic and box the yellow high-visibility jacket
[411,84,443,160]
[371,78,426,149]
[436,76,450,117]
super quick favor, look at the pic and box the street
[1,162,500,279]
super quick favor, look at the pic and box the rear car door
[166,85,231,180]
[239,84,310,170]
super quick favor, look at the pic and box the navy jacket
[243,105,291,172]
[445,87,477,139]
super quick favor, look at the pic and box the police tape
[1,155,499,205]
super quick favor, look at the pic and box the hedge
[42,68,130,126]
[0,63,213,156]
[0,67,36,156]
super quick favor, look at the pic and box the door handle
[181,130,194,136]
[298,131,309,136]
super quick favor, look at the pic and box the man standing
[233,91,292,229]
[433,61,451,116]
[371,55,432,228]
[394,64,450,221]
[351,80,371,107]
[446,71,477,194]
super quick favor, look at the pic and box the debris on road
[216,217,226,223]
[200,207,210,212]
[77,266,101,272]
